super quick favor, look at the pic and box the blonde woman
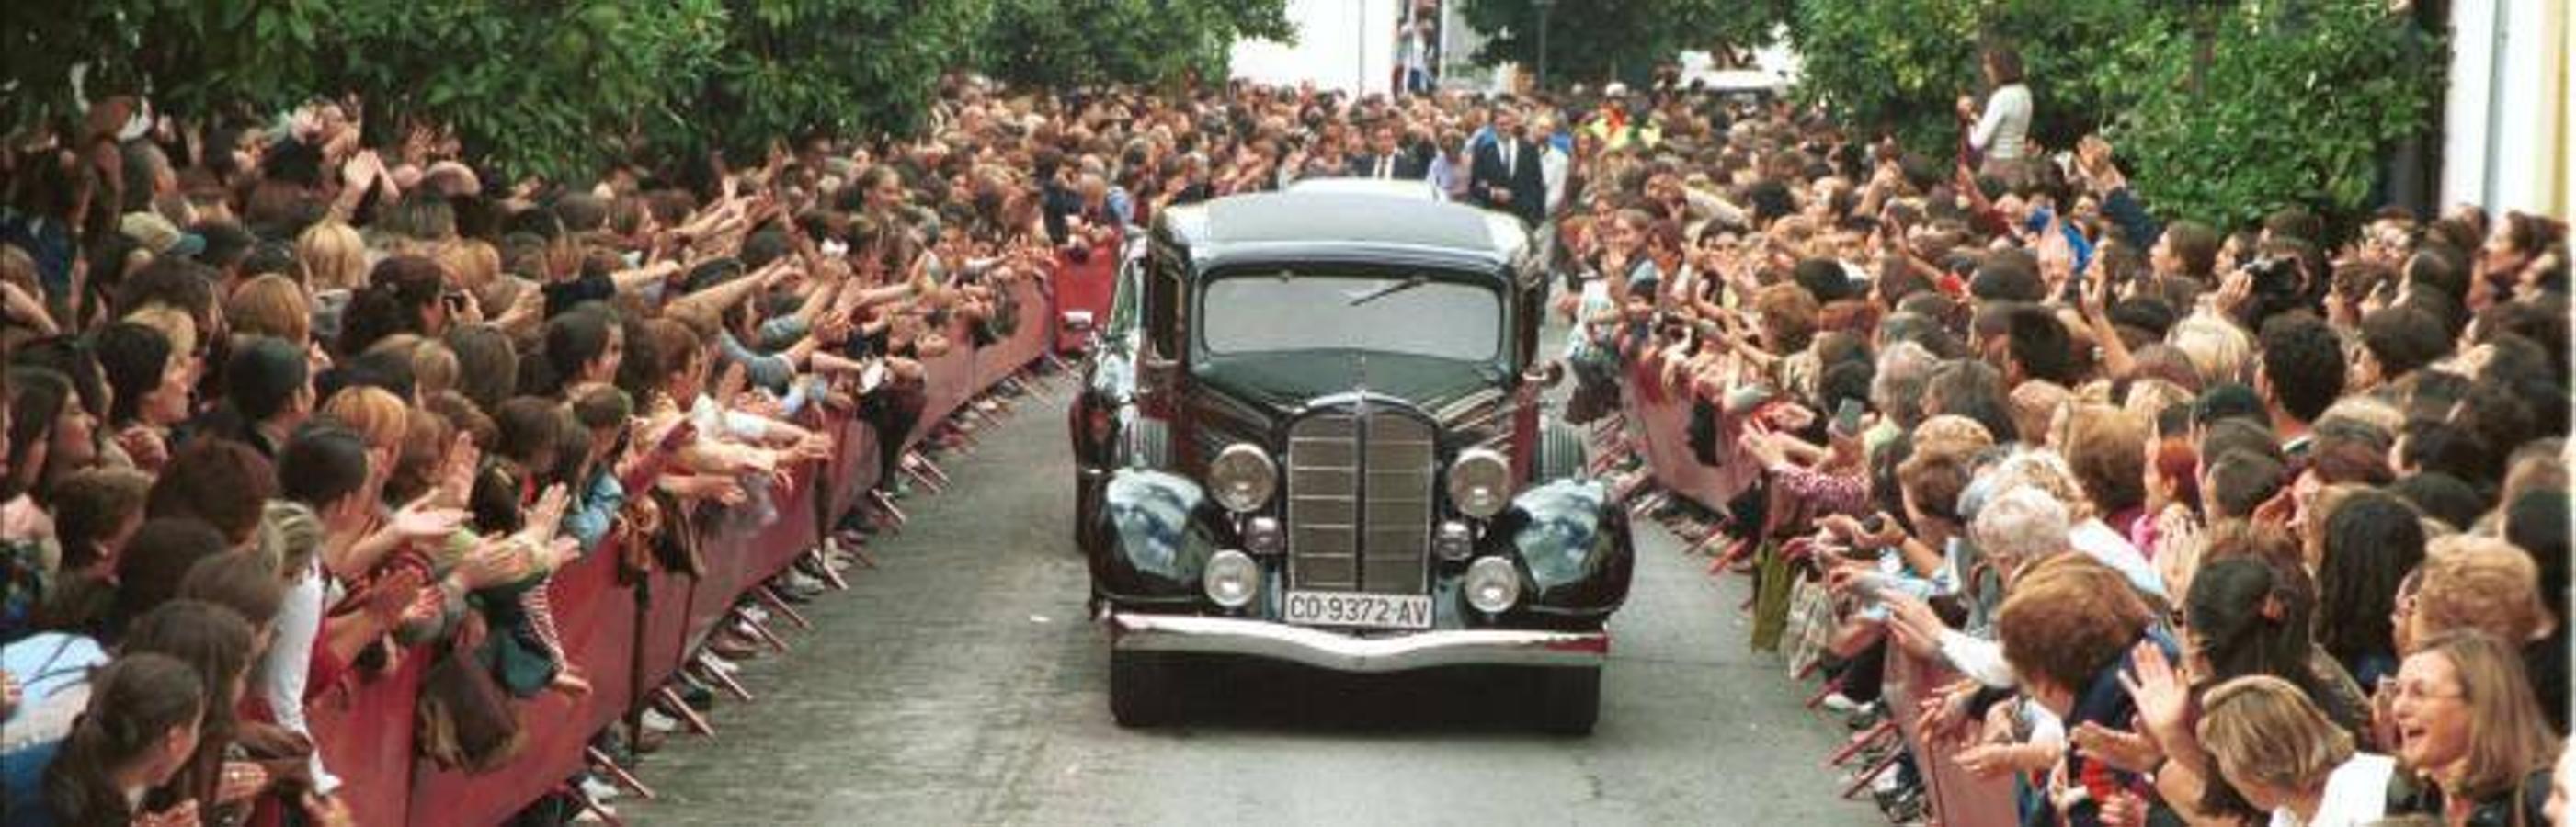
[298,221,367,345]
[297,220,368,293]
[225,274,312,347]
[2198,675,2396,827]
[2168,310,2253,387]
[2410,536,2559,654]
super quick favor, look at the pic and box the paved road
[624,378,1884,826]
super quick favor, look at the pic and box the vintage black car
[1066,189,1634,733]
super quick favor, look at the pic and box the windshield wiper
[1346,274,1430,307]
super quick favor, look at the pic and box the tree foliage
[1789,0,2440,229]
[1462,0,1793,86]
[326,0,730,182]
[1791,0,2145,155]
[979,0,1294,90]
[0,0,333,127]
[675,0,995,161]
[2101,1,2440,228]
[0,0,1294,181]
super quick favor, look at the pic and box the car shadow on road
[1144,656,1580,738]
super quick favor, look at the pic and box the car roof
[1157,191,1528,274]
[1284,176,1443,201]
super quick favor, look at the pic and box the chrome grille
[1286,407,1434,593]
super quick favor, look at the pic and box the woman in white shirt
[1956,45,2035,187]
[2196,674,2393,827]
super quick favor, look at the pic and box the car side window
[1145,251,1181,358]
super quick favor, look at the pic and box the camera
[2241,255,2302,295]
[2238,255,2306,318]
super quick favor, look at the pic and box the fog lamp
[1464,556,1522,614]
[1204,549,1260,609]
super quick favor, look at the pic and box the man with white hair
[1879,483,2070,691]
[1871,340,1940,434]
[1971,483,2074,583]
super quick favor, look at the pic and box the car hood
[1193,350,1507,414]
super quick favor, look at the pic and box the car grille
[1285,406,1435,593]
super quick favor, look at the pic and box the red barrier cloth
[305,653,424,827]
[1886,652,2022,827]
[1624,380,1752,515]
[406,545,637,827]
[1051,238,1120,353]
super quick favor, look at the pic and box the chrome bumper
[1107,611,1608,673]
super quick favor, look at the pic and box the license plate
[1282,591,1433,630]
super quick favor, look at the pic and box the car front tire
[1109,648,1173,728]
[1535,665,1601,736]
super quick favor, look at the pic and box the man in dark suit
[1469,108,1546,227]
[1344,123,1426,181]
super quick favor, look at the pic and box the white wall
[2441,0,2571,219]
[1229,0,1403,96]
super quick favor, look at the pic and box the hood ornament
[1354,354,1371,416]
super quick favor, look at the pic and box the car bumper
[1106,611,1608,673]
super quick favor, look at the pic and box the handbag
[1686,397,1721,466]
[415,617,526,773]
[1749,540,1795,653]
[645,489,705,578]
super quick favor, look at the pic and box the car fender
[1087,468,1217,604]
[1502,478,1634,612]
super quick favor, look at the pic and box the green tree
[1789,0,2145,153]
[1462,0,1793,87]
[979,0,1293,90]
[1788,0,2436,229]
[1,0,1309,182]
[2102,1,2440,228]
[670,0,996,162]
[1,0,336,129]
[324,0,728,181]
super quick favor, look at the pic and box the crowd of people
[0,75,1113,825]
[0,44,2568,827]
[1538,46,2571,827]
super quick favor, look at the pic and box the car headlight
[1446,447,1513,518]
[1465,556,1522,614]
[1204,549,1260,609]
[1432,520,1474,561]
[1243,515,1284,556]
[1206,443,1277,513]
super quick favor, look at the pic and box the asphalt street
[623,376,1885,826]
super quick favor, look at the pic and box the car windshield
[1200,270,1499,361]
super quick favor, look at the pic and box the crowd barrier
[303,274,1059,827]
[1050,236,1121,354]
[1619,370,2019,827]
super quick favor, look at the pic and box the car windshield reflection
[1200,271,1499,362]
